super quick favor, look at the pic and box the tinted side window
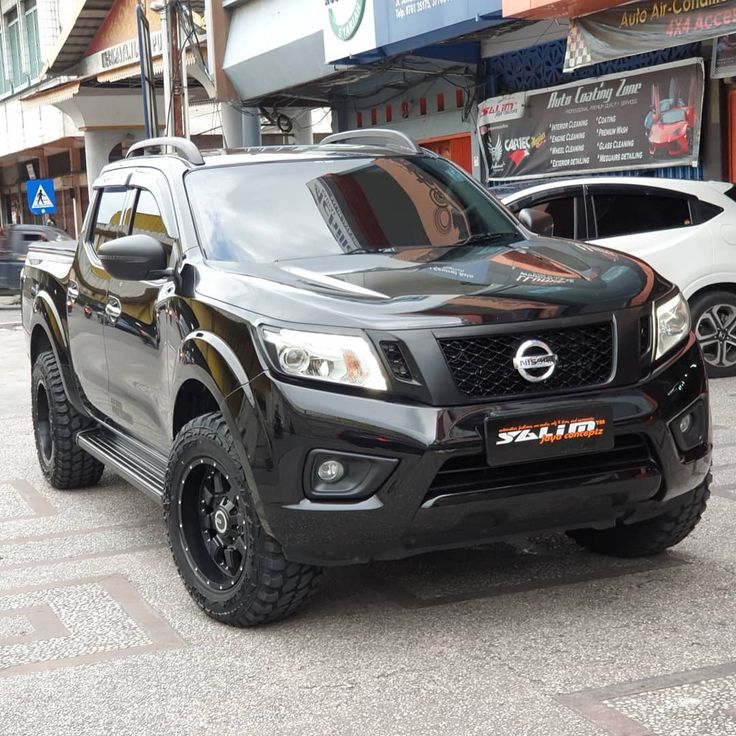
[593,192,691,238]
[131,189,175,259]
[528,197,576,239]
[91,188,127,253]
[690,199,723,224]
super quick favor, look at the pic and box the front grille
[425,434,654,506]
[439,322,613,399]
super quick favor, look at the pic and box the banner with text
[478,58,704,181]
[564,0,736,72]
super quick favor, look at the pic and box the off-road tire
[31,351,104,489]
[164,411,323,627]
[690,290,736,378]
[568,479,710,558]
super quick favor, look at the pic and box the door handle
[105,297,122,322]
[67,281,79,303]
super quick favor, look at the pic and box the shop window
[6,9,22,87]
[23,1,40,80]
[0,34,7,94]
[592,192,692,238]
[90,188,127,253]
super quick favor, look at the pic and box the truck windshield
[185,156,522,262]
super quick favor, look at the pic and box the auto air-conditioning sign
[323,0,377,62]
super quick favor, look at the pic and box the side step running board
[77,427,167,504]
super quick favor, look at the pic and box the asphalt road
[1,323,736,736]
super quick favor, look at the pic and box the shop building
[0,0,86,232]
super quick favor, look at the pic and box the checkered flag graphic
[564,21,593,72]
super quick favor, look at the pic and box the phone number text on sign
[395,0,455,20]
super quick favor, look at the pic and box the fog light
[679,413,693,434]
[317,459,345,483]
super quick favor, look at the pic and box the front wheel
[164,412,323,627]
[691,291,736,378]
[568,480,709,558]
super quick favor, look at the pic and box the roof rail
[319,129,422,154]
[126,137,205,166]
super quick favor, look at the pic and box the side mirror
[518,207,554,237]
[98,234,168,281]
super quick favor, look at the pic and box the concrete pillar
[83,129,143,195]
[291,109,314,145]
[220,103,261,148]
[333,104,351,133]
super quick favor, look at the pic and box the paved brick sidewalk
[1,326,735,735]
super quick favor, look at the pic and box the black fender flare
[172,329,274,530]
[29,291,86,413]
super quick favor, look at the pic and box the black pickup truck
[22,132,712,626]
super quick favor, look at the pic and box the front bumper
[246,335,711,566]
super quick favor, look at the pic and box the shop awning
[42,0,114,75]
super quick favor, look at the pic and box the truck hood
[198,238,670,329]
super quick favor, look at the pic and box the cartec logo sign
[326,0,366,41]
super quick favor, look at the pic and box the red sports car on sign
[648,79,696,157]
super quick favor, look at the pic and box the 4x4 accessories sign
[485,406,613,467]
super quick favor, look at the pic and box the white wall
[223,0,321,67]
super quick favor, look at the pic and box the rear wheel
[568,480,709,558]
[31,351,104,489]
[691,291,736,377]
[164,412,323,626]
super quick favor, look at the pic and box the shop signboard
[564,0,736,72]
[324,0,502,63]
[478,58,704,181]
[712,33,736,77]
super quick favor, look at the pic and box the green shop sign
[328,0,366,41]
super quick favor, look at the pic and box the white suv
[502,177,736,377]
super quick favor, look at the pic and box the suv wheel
[31,351,104,489]
[568,480,709,557]
[691,291,736,377]
[164,412,323,627]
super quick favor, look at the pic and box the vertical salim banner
[565,0,736,72]
[478,58,704,181]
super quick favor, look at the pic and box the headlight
[654,292,691,360]
[261,327,387,391]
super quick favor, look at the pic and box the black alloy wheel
[165,412,323,626]
[177,459,250,593]
[31,351,104,489]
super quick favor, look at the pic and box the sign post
[27,179,57,217]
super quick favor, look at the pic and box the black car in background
[0,224,72,293]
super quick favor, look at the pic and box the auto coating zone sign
[478,58,704,180]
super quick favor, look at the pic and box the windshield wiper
[458,232,519,246]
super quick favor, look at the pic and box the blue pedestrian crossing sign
[27,178,56,215]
